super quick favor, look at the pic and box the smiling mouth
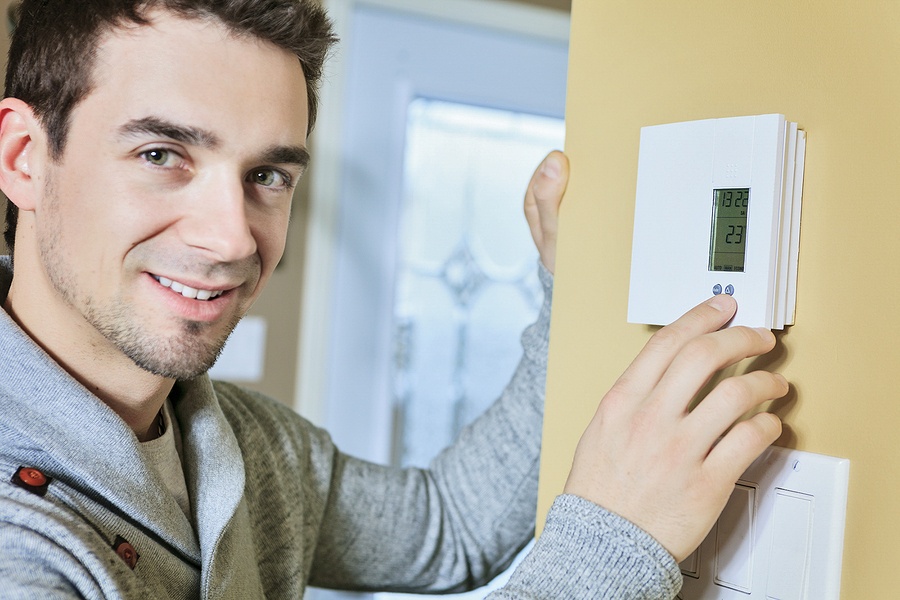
[152,274,225,301]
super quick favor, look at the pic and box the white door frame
[294,0,570,423]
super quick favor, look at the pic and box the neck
[3,278,175,443]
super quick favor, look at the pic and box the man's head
[3,0,336,252]
[0,2,334,381]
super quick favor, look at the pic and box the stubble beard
[83,299,242,380]
[38,175,244,380]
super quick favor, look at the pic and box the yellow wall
[538,1,900,597]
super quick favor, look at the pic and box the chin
[112,316,239,380]
[126,345,224,380]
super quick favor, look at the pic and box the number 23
[726,224,744,244]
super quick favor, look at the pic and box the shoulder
[209,380,340,485]
[210,380,327,442]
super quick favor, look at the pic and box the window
[390,99,565,469]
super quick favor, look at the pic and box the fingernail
[708,294,733,312]
[754,327,774,341]
[541,154,562,179]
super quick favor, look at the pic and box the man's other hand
[563,294,788,563]
[524,151,569,275]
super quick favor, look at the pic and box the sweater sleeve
[309,262,682,598]
[308,263,552,592]
[487,495,682,600]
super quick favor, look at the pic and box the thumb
[524,150,569,274]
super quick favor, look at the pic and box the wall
[538,1,900,598]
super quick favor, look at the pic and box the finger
[524,151,568,272]
[524,151,568,223]
[613,294,738,400]
[703,411,783,484]
[651,325,777,417]
[686,370,789,450]
[532,150,568,219]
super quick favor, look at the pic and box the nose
[180,174,257,263]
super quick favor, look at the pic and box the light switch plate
[679,446,849,600]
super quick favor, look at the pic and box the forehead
[78,11,309,150]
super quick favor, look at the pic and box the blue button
[725,284,734,296]
[713,284,723,295]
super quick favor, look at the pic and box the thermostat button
[725,284,735,296]
[713,284,723,295]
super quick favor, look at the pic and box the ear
[0,98,46,212]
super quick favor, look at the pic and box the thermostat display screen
[709,188,749,272]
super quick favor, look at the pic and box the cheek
[48,167,159,242]
[253,210,291,276]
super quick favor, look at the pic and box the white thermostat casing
[627,114,806,330]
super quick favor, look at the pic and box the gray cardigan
[0,258,681,599]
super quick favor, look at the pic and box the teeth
[152,274,223,301]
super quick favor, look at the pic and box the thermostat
[627,114,806,330]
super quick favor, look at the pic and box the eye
[140,148,179,167]
[249,168,291,188]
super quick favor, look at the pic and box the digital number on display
[709,188,749,272]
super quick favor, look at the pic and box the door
[310,3,568,598]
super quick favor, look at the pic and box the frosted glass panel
[391,98,564,469]
[383,99,562,600]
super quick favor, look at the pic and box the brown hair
[3,0,336,252]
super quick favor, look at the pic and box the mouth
[151,274,226,301]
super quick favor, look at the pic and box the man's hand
[524,151,569,275]
[564,294,788,563]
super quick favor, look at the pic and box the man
[0,1,786,598]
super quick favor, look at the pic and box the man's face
[33,13,309,379]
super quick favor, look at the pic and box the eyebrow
[262,145,311,171]
[117,116,220,149]
[117,116,310,169]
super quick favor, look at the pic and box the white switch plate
[679,446,849,600]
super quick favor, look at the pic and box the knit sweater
[0,258,681,599]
